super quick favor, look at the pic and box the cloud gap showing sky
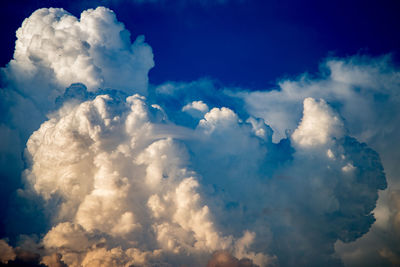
[0,4,399,267]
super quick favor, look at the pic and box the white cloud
[198,107,239,135]
[23,93,271,266]
[17,60,387,265]
[182,100,209,118]
[9,7,153,95]
[0,7,154,247]
[292,97,344,147]
[240,55,400,266]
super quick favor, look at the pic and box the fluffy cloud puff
[0,240,16,264]
[0,6,153,143]
[8,6,153,95]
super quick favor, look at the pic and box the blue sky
[1,0,400,89]
[1,1,400,266]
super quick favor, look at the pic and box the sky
[1,0,400,89]
[0,0,400,266]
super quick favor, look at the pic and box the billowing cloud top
[5,7,153,108]
[0,5,399,267]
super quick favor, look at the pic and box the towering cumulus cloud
[0,6,398,267]
[23,92,271,266]
[1,6,153,144]
[0,6,153,241]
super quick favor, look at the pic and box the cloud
[0,6,397,267]
[0,240,16,264]
[0,6,153,144]
[182,100,209,118]
[20,92,273,266]
[239,54,400,266]
[20,83,385,266]
[8,6,153,95]
[241,55,400,145]
[0,6,153,242]
[207,250,260,267]
[291,98,344,147]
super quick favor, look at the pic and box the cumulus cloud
[182,100,209,118]
[0,240,16,264]
[20,92,273,266]
[21,82,384,266]
[239,55,400,266]
[0,6,153,146]
[8,7,153,94]
[0,6,153,242]
[0,5,397,267]
[292,98,344,147]
[207,250,260,267]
